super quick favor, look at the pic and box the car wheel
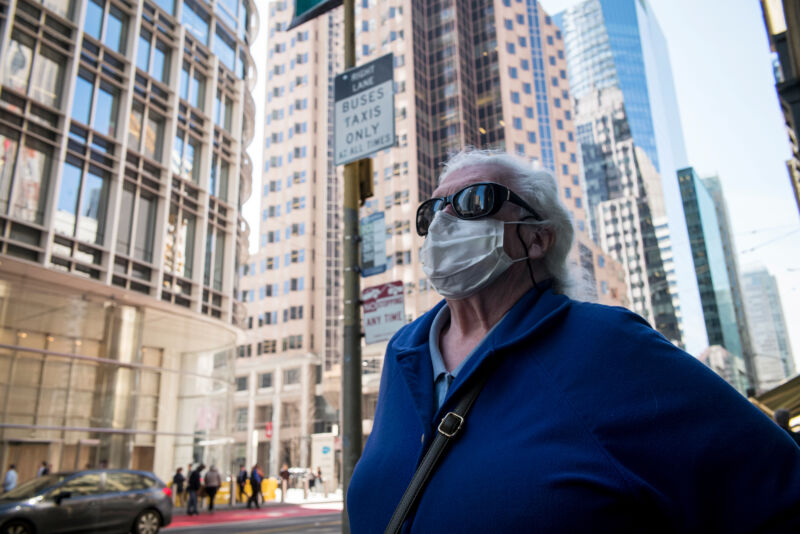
[1,520,33,534]
[132,509,161,534]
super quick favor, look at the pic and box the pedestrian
[236,465,248,503]
[346,149,800,533]
[315,467,323,495]
[184,463,192,504]
[308,469,316,493]
[247,464,262,509]
[204,465,221,512]
[172,467,185,507]
[279,463,290,503]
[2,465,17,493]
[36,461,48,477]
[774,408,800,446]
[186,463,204,516]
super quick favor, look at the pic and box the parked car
[0,469,172,534]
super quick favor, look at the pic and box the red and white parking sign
[362,281,405,344]
[265,421,273,439]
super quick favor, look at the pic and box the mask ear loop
[515,216,540,291]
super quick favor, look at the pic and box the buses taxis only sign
[334,53,395,166]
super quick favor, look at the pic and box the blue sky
[539,0,800,367]
[246,0,800,369]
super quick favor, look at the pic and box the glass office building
[557,0,706,354]
[0,0,256,482]
[678,167,747,392]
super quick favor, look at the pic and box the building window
[182,0,210,44]
[56,158,109,244]
[284,368,300,385]
[259,372,273,388]
[71,73,120,137]
[510,92,520,104]
[3,33,65,108]
[527,131,536,143]
[512,117,522,130]
[85,0,128,54]
[235,407,247,431]
[235,376,248,391]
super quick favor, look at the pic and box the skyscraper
[0,0,256,477]
[574,86,681,345]
[742,267,796,393]
[556,0,706,354]
[701,175,757,388]
[678,167,748,392]
[238,0,629,476]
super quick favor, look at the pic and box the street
[166,512,340,534]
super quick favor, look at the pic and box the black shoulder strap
[384,369,494,534]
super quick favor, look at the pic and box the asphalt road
[165,512,342,534]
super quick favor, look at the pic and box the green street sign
[287,0,343,30]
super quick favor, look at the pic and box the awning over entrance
[752,374,800,420]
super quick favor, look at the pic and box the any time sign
[334,53,395,166]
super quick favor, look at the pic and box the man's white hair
[438,149,581,296]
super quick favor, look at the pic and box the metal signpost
[359,212,387,277]
[289,1,396,530]
[334,53,395,165]
[362,281,405,345]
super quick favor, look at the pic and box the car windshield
[0,475,69,500]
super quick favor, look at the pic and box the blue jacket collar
[390,282,571,430]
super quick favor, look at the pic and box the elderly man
[346,150,800,533]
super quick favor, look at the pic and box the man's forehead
[434,164,510,195]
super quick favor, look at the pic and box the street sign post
[360,212,387,277]
[334,54,395,166]
[287,0,343,30]
[362,281,405,344]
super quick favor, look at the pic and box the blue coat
[347,287,800,533]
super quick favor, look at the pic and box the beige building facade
[238,0,628,482]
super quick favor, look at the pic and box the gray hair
[438,149,578,296]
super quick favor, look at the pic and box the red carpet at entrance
[167,504,342,529]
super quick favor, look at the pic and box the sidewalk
[167,489,343,530]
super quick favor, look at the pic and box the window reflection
[0,129,20,215]
[76,169,108,244]
[30,46,64,108]
[71,75,94,125]
[11,138,51,224]
[3,36,33,93]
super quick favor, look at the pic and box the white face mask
[420,212,532,299]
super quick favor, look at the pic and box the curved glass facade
[0,0,256,484]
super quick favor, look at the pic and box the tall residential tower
[556,0,706,354]
[237,0,629,477]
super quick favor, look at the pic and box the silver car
[0,470,172,534]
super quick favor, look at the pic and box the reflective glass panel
[84,0,103,40]
[144,115,163,160]
[116,184,134,253]
[76,170,107,244]
[181,0,209,44]
[56,161,81,235]
[93,85,117,136]
[213,29,235,72]
[71,75,94,124]
[134,194,156,262]
[153,0,174,15]
[104,6,127,53]
[190,72,204,109]
[179,65,189,100]
[0,129,20,214]
[137,33,151,72]
[128,105,143,151]
[11,139,50,223]
[152,42,169,83]
[3,36,34,93]
[30,47,64,107]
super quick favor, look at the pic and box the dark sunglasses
[416,182,542,236]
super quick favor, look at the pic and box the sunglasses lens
[416,199,440,236]
[453,184,494,218]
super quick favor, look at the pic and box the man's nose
[442,202,456,216]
